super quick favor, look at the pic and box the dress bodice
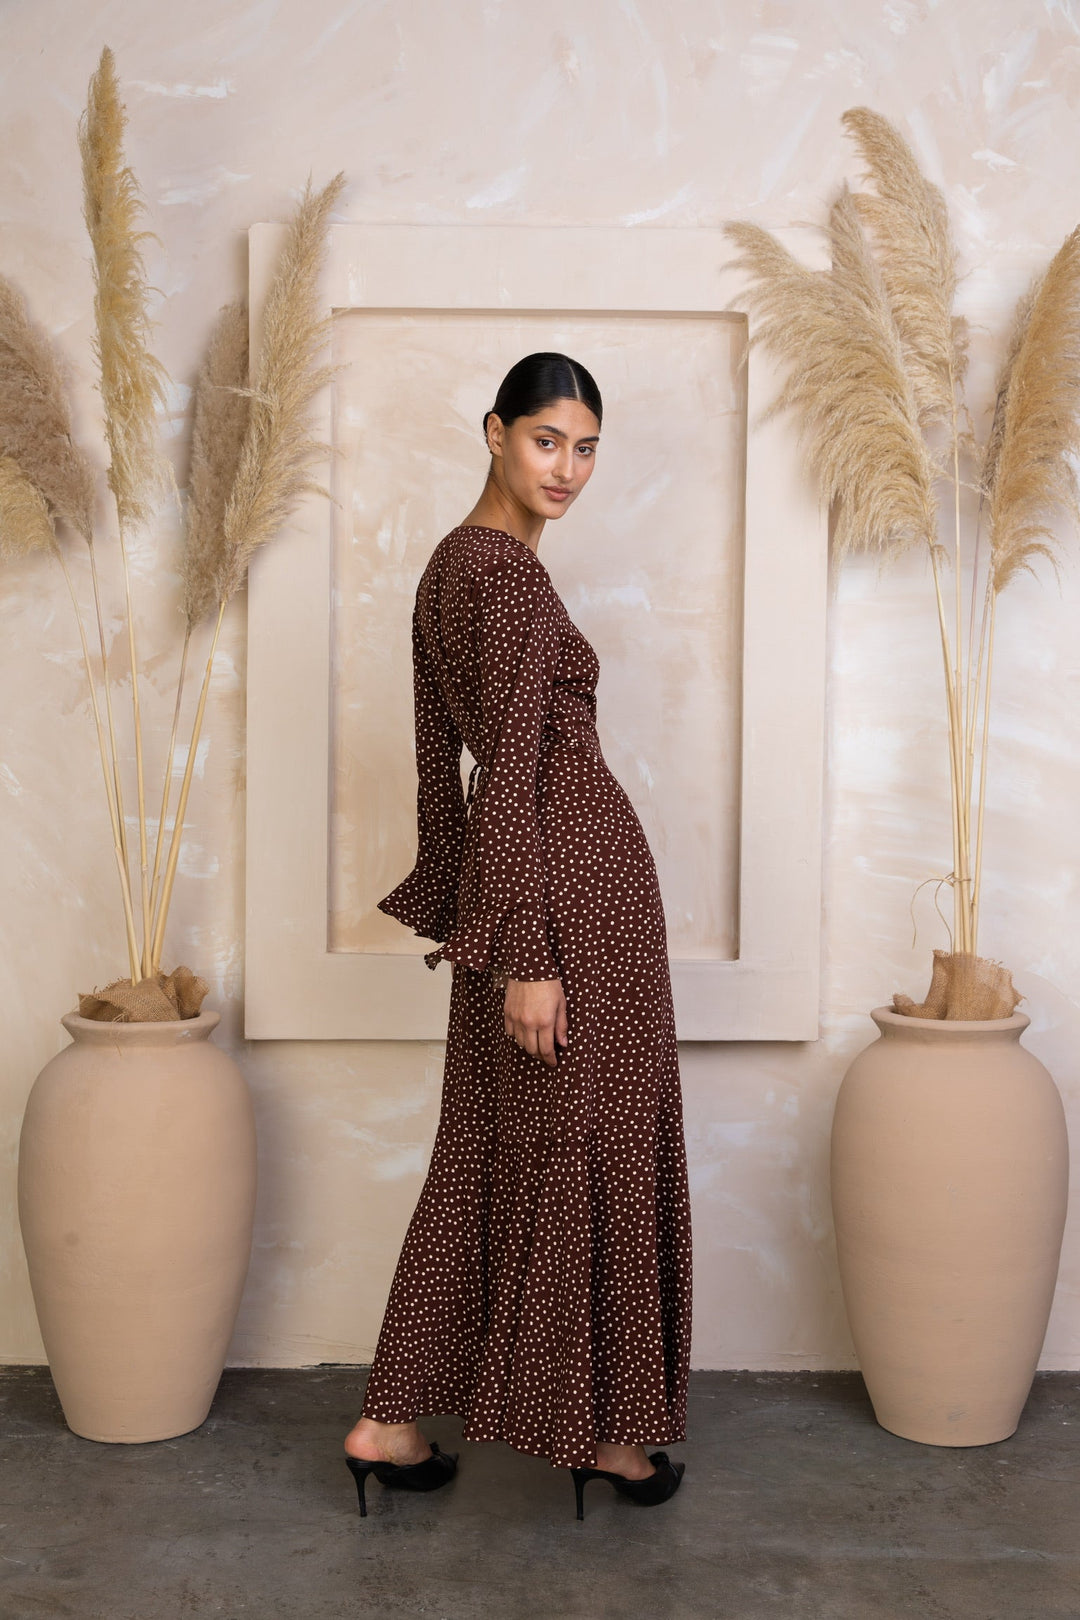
[543,598,600,757]
[379,522,604,981]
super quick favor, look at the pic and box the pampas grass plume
[0,454,57,560]
[0,277,96,540]
[725,184,938,559]
[840,107,968,433]
[149,173,346,973]
[216,171,345,605]
[78,45,171,530]
[982,225,1080,592]
[183,300,250,628]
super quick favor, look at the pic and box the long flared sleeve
[376,606,468,947]
[422,549,562,982]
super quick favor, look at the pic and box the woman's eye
[577,445,594,457]
[537,437,554,449]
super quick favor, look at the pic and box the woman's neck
[461,487,543,553]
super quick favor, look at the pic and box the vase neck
[60,1011,220,1046]
[870,1006,1029,1043]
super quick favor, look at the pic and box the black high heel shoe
[570,1452,685,1521]
[345,1440,459,1517]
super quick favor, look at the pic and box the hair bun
[486,353,602,436]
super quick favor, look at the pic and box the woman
[343,352,693,1520]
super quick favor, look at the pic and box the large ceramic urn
[18,1011,257,1443]
[831,1007,1069,1446]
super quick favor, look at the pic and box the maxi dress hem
[359,1388,688,1471]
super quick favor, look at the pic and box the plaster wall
[2,0,1079,1370]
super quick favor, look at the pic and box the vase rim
[60,1009,221,1044]
[869,1004,1030,1035]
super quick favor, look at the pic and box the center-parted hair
[483,352,603,444]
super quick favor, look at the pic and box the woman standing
[344,353,693,1519]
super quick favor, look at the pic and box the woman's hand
[503,978,569,1067]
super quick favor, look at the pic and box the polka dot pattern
[362,525,693,1470]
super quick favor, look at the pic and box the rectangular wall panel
[244,225,827,1039]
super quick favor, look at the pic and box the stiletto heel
[570,1452,685,1520]
[345,1441,459,1517]
[346,1456,376,1517]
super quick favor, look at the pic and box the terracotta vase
[831,1007,1069,1446]
[18,1011,257,1443]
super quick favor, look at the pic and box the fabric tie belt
[465,733,598,818]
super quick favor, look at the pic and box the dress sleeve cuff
[422,898,560,981]
[376,866,460,948]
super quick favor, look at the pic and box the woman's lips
[543,487,570,501]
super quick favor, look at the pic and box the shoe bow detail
[570,1450,686,1520]
[346,1440,460,1517]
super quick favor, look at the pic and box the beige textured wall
[2,0,1079,1370]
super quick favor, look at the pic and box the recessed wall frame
[244,225,827,1040]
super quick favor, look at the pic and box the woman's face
[488,398,600,519]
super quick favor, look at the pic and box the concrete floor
[0,1368,1077,1620]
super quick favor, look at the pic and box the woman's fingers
[512,1013,551,1064]
[503,977,566,1068]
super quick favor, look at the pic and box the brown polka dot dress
[360,524,693,1470]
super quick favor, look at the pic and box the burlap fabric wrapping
[893,949,1023,1021]
[77,965,210,1023]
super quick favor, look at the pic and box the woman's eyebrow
[534,424,601,443]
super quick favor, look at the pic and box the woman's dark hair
[482,352,602,445]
